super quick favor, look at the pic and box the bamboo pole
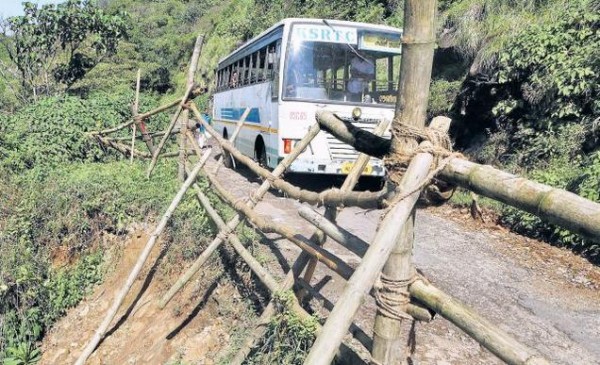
[158,117,321,308]
[107,128,183,142]
[373,0,439,353]
[193,106,389,209]
[147,36,204,178]
[74,149,212,365]
[90,87,205,137]
[191,182,280,294]
[441,159,600,240]
[410,280,550,365]
[316,111,600,241]
[190,179,318,324]
[178,35,205,181]
[130,69,141,164]
[202,169,354,279]
[300,119,390,298]
[147,85,195,178]
[298,205,368,258]
[303,150,434,365]
[95,135,179,159]
[372,0,437,360]
[295,278,374,351]
[296,205,434,323]
[213,107,251,173]
[179,109,189,181]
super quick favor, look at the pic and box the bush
[0,91,169,173]
[0,160,215,361]
[246,291,318,365]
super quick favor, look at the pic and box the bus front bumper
[285,158,385,176]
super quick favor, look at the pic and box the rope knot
[383,120,462,207]
[373,271,418,321]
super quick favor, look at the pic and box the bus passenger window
[230,70,238,88]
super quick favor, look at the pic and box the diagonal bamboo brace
[303,150,434,365]
[158,107,321,308]
[74,148,212,365]
[299,118,390,297]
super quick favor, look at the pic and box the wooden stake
[178,35,205,181]
[410,280,550,365]
[95,135,178,159]
[147,36,204,179]
[74,149,212,365]
[158,115,320,308]
[303,150,434,365]
[371,0,438,361]
[130,69,141,164]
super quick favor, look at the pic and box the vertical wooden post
[179,108,189,182]
[130,69,141,164]
[147,35,204,179]
[178,35,205,182]
[372,1,438,364]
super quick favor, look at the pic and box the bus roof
[217,18,403,69]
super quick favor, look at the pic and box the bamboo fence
[79,5,600,362]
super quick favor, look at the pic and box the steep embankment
[40,230,240,365]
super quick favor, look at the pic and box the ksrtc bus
[212,18,402,176]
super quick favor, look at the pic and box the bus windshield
[284,23,402,106]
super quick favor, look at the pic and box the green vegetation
[0,90,170,174]
[0,0,599,362]
[246,291,319,365]
[442,0,599,258]
[1,0,129,98]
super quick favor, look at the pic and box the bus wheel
[222,129,234,169]
[255,139,267,168]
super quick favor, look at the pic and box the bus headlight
[352,107,362,121]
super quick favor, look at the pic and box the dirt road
[223,162,600,365]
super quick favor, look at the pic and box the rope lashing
[384,121,462,206]
[373,272,417,321]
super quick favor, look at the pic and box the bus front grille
[325,121,382,160]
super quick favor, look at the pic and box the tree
[1,0,129,99]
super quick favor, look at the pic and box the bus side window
[270,41,281,100]
[230,63,239,88]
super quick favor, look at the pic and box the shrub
[0,160,215,361]
[0,91,169,173]
[246,291,318,365]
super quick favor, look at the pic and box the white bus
[212,18,402,176]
